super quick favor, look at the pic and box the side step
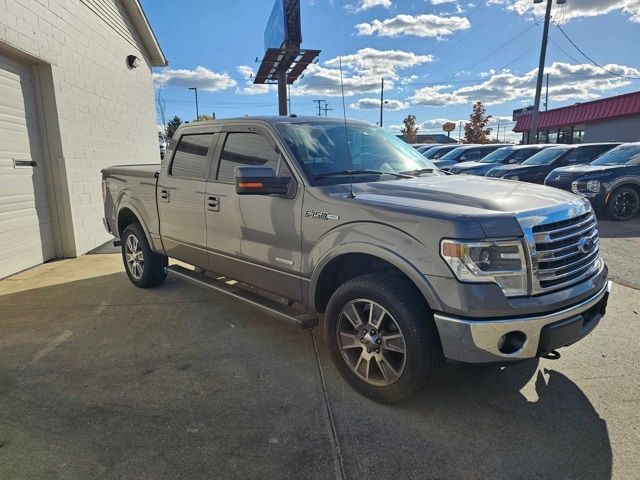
[166,265,318,329]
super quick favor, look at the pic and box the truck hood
[340,175,584,216]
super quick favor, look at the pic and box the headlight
[572,179,601,194]
[440,239,528,297]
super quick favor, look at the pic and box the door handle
[160,188,170,202]
[207,195,220,212]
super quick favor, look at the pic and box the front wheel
[325,273,443,403]
[606,186,639,221]
[121,223,168,288]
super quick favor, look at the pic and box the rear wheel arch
[117,206,153,244]
[310,245,442,314]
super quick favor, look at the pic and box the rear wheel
[121,223,168,288]
[325,273,443,403]
[606,186,639,221]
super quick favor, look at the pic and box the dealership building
[513,90,640,145]
[0,0,166,278]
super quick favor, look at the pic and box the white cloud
[345,0,392,12]
[153,66,236,92]
[409,62,640,106]
[497,0,640,23]
[350,98,408,110]
[355,14,471,37]
[430,0,457,4]
[292,47,432,97]
[324,48,433,78]
[235,65,276,95]
[291,64,387,97]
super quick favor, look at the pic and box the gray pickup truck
[102,116,611,403]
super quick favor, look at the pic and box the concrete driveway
[1,253,639,479]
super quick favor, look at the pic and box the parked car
[422,144,460,161]
[545,142,640,221]
[103,116,611,403]
[450,145,551,176]
[159,133,168,159]
[487,143,620,184]
[411,143,440,152]
[415,143,445,154]
[432,144,508,171]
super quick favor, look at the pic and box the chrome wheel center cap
[362,331,380,349]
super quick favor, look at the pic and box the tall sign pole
[528,0,554,143]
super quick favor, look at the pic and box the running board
[166,265,318,329]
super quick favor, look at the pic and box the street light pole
[528,0,557,144]
[189,87,199,119]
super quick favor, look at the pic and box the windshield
[478,147,514,163]
[276,121,436,185]
[522,147,570,165]
[591,144,640,166]
[438,147,467,162]
[424,145,456,159]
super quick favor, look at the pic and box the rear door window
[170,133,216,178]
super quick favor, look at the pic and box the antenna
[338,57,355,199]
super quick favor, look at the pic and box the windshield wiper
[399,167,435,175]
[314,169,413,179]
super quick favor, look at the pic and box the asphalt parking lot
[1,217,639,480]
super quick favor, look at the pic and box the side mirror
[235,166,291,195]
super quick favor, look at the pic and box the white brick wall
[0,0,160,256]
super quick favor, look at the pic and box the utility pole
[287,84,292,115]
[544,73,549,110]
[188,87,199,119]
[459,121,463,142]
[379,78,384,127]
[313,99,332,116]
[529,0,562,143]
[496,124,501,141]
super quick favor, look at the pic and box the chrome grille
[532,212,601,291]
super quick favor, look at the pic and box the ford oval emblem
[577,236,594,254]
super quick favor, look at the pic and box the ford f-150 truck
[102,117,612,403]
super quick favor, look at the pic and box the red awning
[514,90,640,132]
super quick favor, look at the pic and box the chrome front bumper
[434,281,612,363]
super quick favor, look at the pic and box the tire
[325,273,443,403]
[606,186,640,221]
[121,223,168,288]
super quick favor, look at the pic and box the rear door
[204,125,303,301]
[157,129,218,267]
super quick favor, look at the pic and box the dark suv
[432,144,509,171]
[487,143,620,184]
[450,145,551,176]
[545,143,640,221]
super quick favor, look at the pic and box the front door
[157,131,217,267]
[205,127,303,301]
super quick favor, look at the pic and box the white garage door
[0,51,55,279]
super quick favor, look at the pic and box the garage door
[0,51,55,279]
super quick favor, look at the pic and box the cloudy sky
[142,0,640,141]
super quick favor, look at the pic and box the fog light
[498,331,527,354]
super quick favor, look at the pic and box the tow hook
[541,350,561,360]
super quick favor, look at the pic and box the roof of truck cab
[180,116,375,128]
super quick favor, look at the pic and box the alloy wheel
[125,234,144,279]
[336,299,407,386]
[612,190,639,220]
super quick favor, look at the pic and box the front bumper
[434,280,612,363]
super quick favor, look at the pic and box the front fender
[306,222,450,312]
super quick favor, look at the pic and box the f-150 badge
[305,210,340,220]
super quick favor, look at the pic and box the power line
[553,21,640,80]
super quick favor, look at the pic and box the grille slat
[532,212,601,292]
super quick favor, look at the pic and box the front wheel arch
[310,245,442,314]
